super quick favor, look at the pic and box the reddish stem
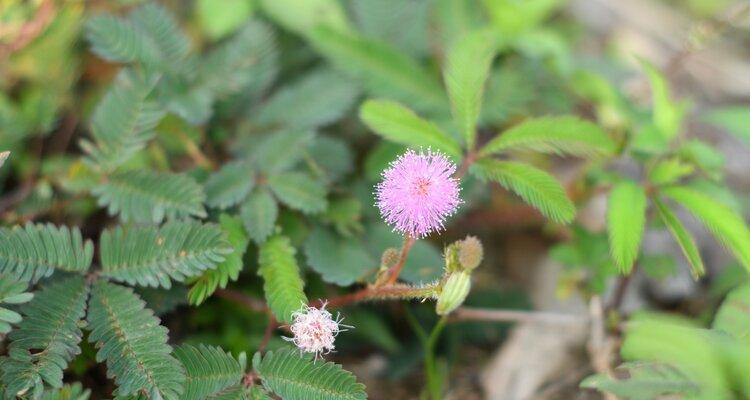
[384,235,416,286]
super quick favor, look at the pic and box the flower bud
[458,236,483,271]
[443,243,461,273]
[436,271,471,315]
[381,248,400,270]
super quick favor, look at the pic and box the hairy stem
[322,283,438,309]
[383,235,416,286]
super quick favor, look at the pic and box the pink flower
[285,303,349,357]
[376,149,461,238]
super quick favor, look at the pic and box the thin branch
[384,235,416,285]
[455,149,477,179]
[258,314,278,353]
[450,307,589,325]
[320,283,437,309]
[215,289,267,312]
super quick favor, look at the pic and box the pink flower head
[376,149,461,238]
[285,303,350,357]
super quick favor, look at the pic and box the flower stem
[424,315,448,400]
[383,235,416,286]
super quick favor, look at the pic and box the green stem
[424,315,448,400]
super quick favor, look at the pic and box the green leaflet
[268,172,327,214]
[662,186,750,272]
[0,275,32,334]
[641,60,688,141]
[581,362,699,400]
[199,20,278,98]
[310,26,448,114]
[252,68,360,131]
[249,129,315,174]
[443,28,500,148]
[173,344,244,400]
[480,115,615,157]
[85,3,189,68]
[240,189,279,245]
[653,197,705,278]
[129,3,190,62]
[188,215,249,305]
[620,315,730,398]
[607,181,647,273]
[259,0,351,36]
[0,223,94,283]
[93,169,207,223]
[39,383,91,400]
[713,283,750,345]
[1,276,89,398]
[359,99,462,158]
[703,106,750,143]
[474,159,575,224]
[85,15,162,66]
[80,70,165,171]
[87,281,185,399]
[253,348,367,400]
[204,161,256,210]
[648,158,694,186]
[303,226,375,286]
[101,220,233,289]
[258,235,307,322]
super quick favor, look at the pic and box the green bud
[436,271,471,315]
[444,243,461,273]
[381,248,400,270]
[458,236,483,271]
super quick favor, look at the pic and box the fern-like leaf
[80,70,165,170]
[87,281,185,399]
[359,99,462,158]
[188,215,248,305]
[204,161,256,210]
[248,129,314,174]
[443,28,499,148]
[93,169,207,223]
[480,116,615,157]
[174,344,244,400]
[258,235,307,323]
[268,172,327,215]
[253,348,367,400]
[310,26,447,115]
[253,68,360,130]
[101,220,232,289]
[0,223,94,282]
[663,186,750,272]
[474,159,575,223]
[0,274,33,334]
[653,197,705,278]
[240,189,278,245]
[199,21,278,97]
[607,181,647,273]
[129,3,190,63]
[1,277,89,398]
[85,15,162,66]
[713,283,750,344]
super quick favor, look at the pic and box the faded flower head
[285,303,349,357]
[376,149,461,238]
